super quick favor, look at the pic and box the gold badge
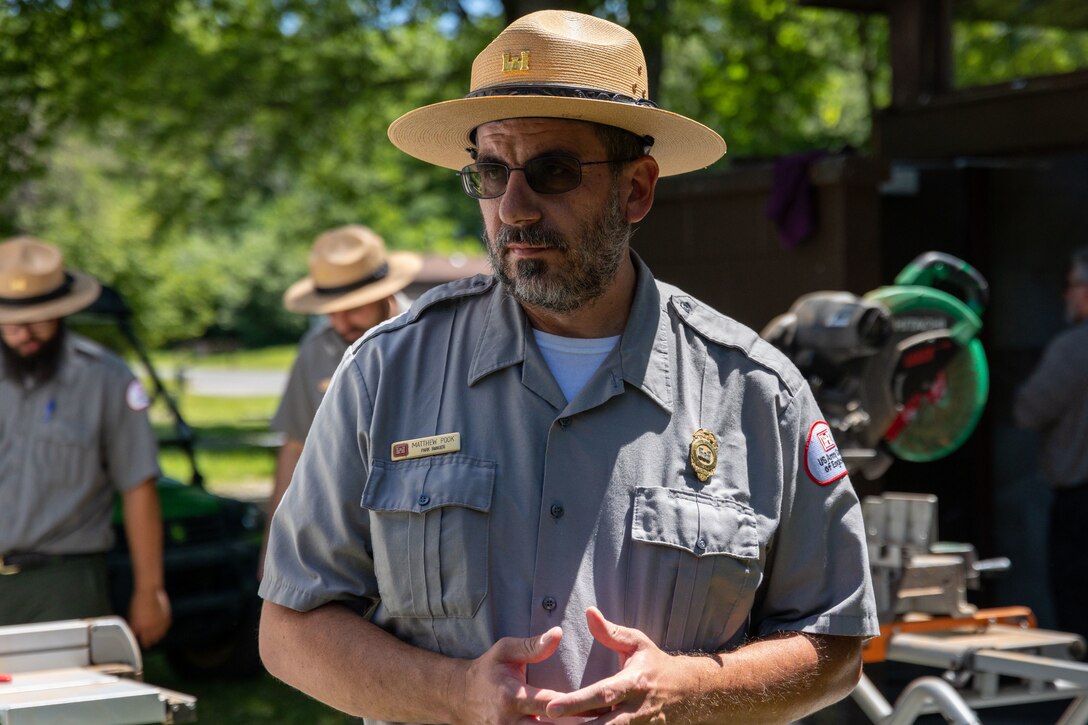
[689,428,718,482]
[391,432,461,462]
[502,51,530,72]
[10,278,27,292]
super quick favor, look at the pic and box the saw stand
[0,617,196,725]
[852,493,1088,724]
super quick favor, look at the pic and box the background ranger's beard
[0,323,66,385]
[485,187,630,313]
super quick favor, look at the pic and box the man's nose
[497,169,543,228]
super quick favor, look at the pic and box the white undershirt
[531,329,621,402]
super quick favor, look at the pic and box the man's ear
[623,155,659,223]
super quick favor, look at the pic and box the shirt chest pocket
[32,418,97,492]
[361,455,495,619]
[627,487,762,653]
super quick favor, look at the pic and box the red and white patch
[126,380,150,411]
[804,420,848,486]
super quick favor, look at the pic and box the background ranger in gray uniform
[261,11,878,724]
[261,225,421,575]
[0,236,171,647]
[1014,246,1088,642]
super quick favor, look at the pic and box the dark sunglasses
[457,155,636,199]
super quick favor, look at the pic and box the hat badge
[502,51,530,72]
[689,428,718,482]
[10,277,27,292]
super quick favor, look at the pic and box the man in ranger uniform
[0,236,170,647]
[260,11,878,723]
[260,225,420,575]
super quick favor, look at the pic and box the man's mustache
[494,224,568,252]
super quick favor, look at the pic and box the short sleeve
[271,351,317,442]
[259,354,380,614]
[751,387,879,638]
[102,370,161,492]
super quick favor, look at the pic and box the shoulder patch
[804,420,847,485]
[126,379,151,411]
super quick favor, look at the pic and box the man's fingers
[586,607,640,654]
[492,626,563,665]
[545,677,627,719]
[517,684,565,717]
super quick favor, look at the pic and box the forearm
[121,479,165,592]
[259,601,467,722]
[670,632,862,725]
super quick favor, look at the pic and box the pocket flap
[363,455,495,514]
[632,487,758,560]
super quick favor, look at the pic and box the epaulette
[350,274,496,354]
[668,292,805,397]
[71,335,106,360]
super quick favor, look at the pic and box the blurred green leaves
[2,0,1086,346]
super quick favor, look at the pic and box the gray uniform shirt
[0,332,161,554]
[1014,321,1088,487]
[271,323,349,442]
[261,255,878,720]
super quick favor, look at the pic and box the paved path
[168,367,287,397]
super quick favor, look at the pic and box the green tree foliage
[2,0,497,344]
[2,0,1085,345]
[660,0,889,157]
[956,18,1088,87]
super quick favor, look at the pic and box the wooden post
[889,0,953,108]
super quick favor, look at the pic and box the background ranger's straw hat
[0,236,102,325]
[388,10,726,176]
[283,225,422,315]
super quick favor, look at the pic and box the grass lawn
[151,393,280,494]
[151,344,298,371]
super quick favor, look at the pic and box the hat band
[0,273,74,308]
[465,84,660,108]
[313,263,389,297]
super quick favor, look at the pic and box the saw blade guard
[864,285,989,462]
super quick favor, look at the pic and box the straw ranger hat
[283,225,423,315]
[388,10,726,177]
[0,236,102,325]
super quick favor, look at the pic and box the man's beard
[484,185,631,314]
[0,324,66,385]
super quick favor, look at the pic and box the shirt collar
[616,252,673,413]
[468,252,674,414]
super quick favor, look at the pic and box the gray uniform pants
[0,555,112,626]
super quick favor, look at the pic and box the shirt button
[542,596,557,612]
[558,417,571,428]
[678,299,692,312]
[695,538,707,551]
[550,503,565,519]
[418,494,431,506]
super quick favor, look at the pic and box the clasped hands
[456,606,683,725]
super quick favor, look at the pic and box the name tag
[391,432,461,461]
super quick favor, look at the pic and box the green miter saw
[762,252,989,479]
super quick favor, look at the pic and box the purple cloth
[766,151,827,249]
